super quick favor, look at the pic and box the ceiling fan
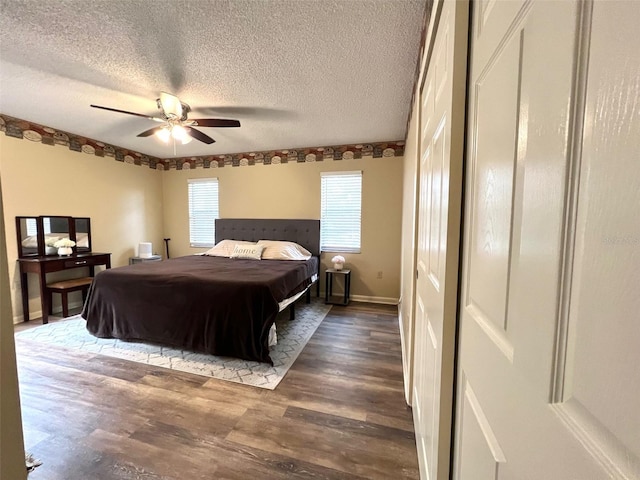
[90,92,240,145]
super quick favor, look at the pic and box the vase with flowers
[331,255,346,271]
[54,238,76,256]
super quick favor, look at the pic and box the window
[320,171,362,253]
[25,218,38,236]
[25,217,51,236]
[188,178,219,247]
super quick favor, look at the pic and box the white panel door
[413,1,468,479]
[399,94,421,406]
[454,1,640,478]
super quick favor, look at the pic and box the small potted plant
[331,255,346,271]
[53,238,76,256]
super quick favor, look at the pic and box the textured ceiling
[0,0,424,158]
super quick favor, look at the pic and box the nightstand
[129,255,162,265]
[325,268,351,306]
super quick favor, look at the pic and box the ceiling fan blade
[137,126,165,137]
[91,104,162,121]
[192,119,241,128]
[186,127,215,144]
[159,92,182,118]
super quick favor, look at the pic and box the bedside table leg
[325,271,330,302]
[344,273,351,305]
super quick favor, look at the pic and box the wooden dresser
[17,252,111,324]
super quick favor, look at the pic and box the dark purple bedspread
[81,255,318,363]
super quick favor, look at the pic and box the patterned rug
[15,299,331,390]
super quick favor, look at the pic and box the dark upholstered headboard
[215,219,321,256]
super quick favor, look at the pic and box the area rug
[15,299,331,390]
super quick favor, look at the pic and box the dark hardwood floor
[14,302,418,480]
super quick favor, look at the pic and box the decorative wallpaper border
[0,114,404,171]
[165,141,405,170]
[0,114,165,169]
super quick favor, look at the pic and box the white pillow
[230,244,265,260]
[44,234,63,247]
[257,240,312,260]
[204,239,256,257]
[21,235,41,248]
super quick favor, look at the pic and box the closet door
[412,1,468,478]
[454,1,640,478]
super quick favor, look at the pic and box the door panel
[557,1,640,474]
[414,296,438,476]
[428,117,445,290]
[413,1,468,479]
[455,1,640,478]
[399,94,421,405]
[466,30,520,337]
[458,376,506,480]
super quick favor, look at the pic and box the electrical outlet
[377,271,383,279]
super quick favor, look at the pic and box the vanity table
[15,215,110,324]
[18,252,111,324]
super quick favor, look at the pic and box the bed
[81,219,320,364]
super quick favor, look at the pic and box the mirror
[16,216,92,257]
[42,216,72,255]
[15,216,41,257]
[74,217,91,252]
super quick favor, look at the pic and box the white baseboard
[350,294,399,305]
[319,291,399,305]
[13,300,83,324]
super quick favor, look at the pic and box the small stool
[47,277,93,318]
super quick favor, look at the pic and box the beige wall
[0,177,27,480]
[162,157,404,302]
[0,133,403,316]
[0,135,164,322]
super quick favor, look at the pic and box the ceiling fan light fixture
[155,127,171,143]
[171,125,192,144]
[91,93,238,146]
[159,92,183,119]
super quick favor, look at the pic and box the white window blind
[188,178,219,247]
[320,171,362,253]
[25,218,51,235]
[25,218,38,236]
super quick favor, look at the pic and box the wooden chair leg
[61,292,69,317]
